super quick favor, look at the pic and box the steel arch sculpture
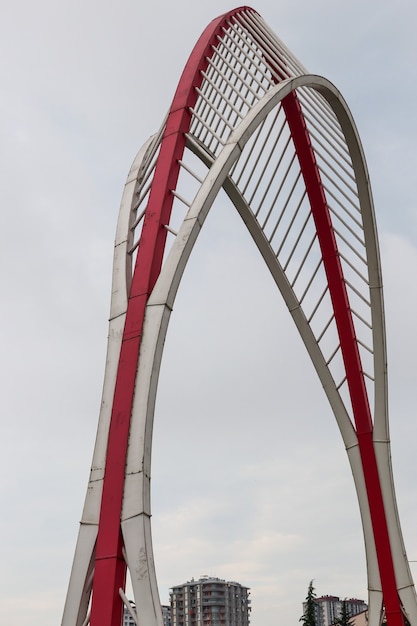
[62,7,417,626]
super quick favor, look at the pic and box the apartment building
[170,576,251,626]
[303,595,367,626]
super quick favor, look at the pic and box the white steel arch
[62,8,417,626]
[121,74,417,626]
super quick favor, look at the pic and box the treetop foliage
[300,580,317,626]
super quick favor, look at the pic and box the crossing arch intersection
[62,7,417,626]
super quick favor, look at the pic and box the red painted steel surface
[252,29,405,619]
[89,7,257,626]
[282,92,404,626]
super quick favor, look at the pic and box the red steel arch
[62,8,416,626]
[283,96,401,626]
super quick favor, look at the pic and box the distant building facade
[122,602,171,626]
[302,595,367,626]
[162,604,172,626]
[170,576,251,626]
[122,601,136,626]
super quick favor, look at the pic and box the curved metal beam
[122,75,417,626]
[61,9,417,626]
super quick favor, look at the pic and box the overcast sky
[1,2,417,626]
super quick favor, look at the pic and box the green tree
[334,600,354,626]
[300,580,317,626]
